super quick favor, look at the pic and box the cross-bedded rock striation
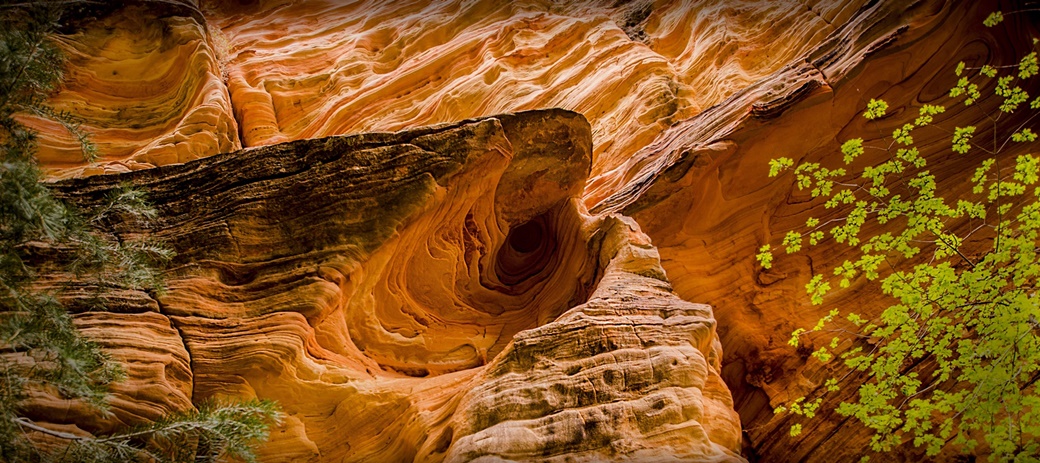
[22,0,1040,460]
[44,109,741,462]
[591,0,1040,460]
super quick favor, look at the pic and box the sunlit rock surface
[29,2,240,177]
[37,0,860,181]
[26,0,1039,461]
[48,109,741,462]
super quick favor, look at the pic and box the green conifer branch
[0,4,281,462]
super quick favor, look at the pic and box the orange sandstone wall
[23,0,1035,461]
[592,0,1039,460]
[36,0,862,182]
[49,110,744,462]
[32,2,240,177]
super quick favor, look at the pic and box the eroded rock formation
[590,0,1040,461]
[44,109,742,462]
[33,0,862,181]
[33,2,239,176]
[23,0,1040,461]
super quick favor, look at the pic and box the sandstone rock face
[445,214,741,462]
[32,2,240,178]
[37,0,860,181]
[26,0,1039,461]
[590,0,1040,461]
[50,109,742,462]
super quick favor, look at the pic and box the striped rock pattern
[48,110,742,462]
[23,0,1038,461]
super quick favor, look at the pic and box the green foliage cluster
[760,11,1040,461]
[22,400,283,463]
[1,5,279,462]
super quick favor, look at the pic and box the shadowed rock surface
[591,0,1040,461]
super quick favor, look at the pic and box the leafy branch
[759,11,1040,461]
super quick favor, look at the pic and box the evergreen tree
[1,5,279,462]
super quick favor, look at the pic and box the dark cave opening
[495,214,556,287]
[508,219,545,253]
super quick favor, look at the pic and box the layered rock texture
[23,0,1040,461]
[46,109,742,462]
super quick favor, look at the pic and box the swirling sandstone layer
[36,0,861,181]
[28,2,240,178]
[44,109,742,462]
[592,0,1040,460]
[25,0,1039,461]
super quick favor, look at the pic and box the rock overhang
[49,108,742,461]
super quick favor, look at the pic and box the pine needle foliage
[35,399,281,463]
[760,11,1040,461]
[0,4,279,462]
